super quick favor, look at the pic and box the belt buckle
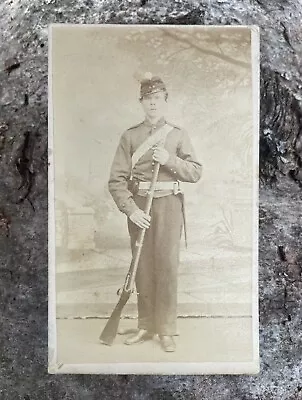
[173,181,179,195]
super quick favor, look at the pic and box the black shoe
[124,329,154,345]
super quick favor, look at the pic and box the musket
[99,161,161,345]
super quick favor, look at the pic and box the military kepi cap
[140,73,167,98]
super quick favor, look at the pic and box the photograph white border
[48,24,260,375]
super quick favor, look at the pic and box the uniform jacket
[108,117,202,216]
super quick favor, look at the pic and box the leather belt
[138,181,183,194]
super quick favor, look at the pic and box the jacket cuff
[120,198,139,217]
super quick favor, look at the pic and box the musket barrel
[126,162,160,291]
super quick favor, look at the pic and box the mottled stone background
[0,0,301,399]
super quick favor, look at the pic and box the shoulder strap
[131,124,174,173]
[128,121,143,130]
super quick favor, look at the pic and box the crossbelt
[138,181,183,193]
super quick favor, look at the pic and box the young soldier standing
[108,74,202,352]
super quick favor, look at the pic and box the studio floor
[56,317,255,366]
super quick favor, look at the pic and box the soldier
[108,74,202,352]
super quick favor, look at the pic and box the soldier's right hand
[129,209,151,229]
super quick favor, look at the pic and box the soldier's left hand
[153,146,169,165]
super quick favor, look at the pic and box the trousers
[127,193,183,336]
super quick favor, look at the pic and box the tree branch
[166,46,191,60]
[161,28,250,69]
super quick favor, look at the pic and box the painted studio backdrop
[52,26,256,322]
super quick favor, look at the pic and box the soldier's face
[140,91,167,119]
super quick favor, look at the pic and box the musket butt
[99,336,114,346]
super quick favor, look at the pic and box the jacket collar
[143,116,166,129]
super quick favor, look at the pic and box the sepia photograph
[48,24,259,374]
